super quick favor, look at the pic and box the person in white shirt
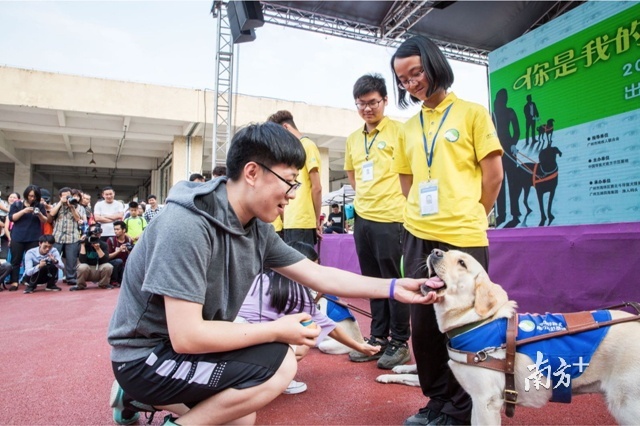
[94,186,125,241]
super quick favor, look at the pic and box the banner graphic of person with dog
[488,2,640,228]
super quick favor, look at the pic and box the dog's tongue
[423,276,444,289]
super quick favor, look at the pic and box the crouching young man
[22,234,64,294]
[107,122,439,425]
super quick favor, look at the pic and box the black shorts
[112,341,289,408]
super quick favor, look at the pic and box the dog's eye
[458,259,466,269]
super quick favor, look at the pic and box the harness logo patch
[536,320,566,333]
[519,319,536,332]
[444,129,459,142]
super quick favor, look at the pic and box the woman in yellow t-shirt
[390,35,503,426]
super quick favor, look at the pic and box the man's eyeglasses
[397,69,425,89]
[257,163,301,195]
[355,99,384,110]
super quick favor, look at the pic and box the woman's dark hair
[391,35,454,109]
[264,241,318,315]
[23,185,42,205]
[226,122,306,180]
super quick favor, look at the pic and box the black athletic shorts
[112,341,289,408]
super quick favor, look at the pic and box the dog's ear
[474,272,508,318]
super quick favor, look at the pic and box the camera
[44,258,53,265]
[86,223,102,244]
[68,198,79,206]
[123,242,134,251]
[33,207,40,215]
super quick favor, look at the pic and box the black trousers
[25,264,59,287]
[403,231,489,422]
[283,228,317,246]
[109,259,125,284]
[9,240,39,283]
[353,215,409,342]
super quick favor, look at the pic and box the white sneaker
[283,380,307,394]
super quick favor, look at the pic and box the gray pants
[54,242,80,283]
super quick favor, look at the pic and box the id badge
[419,180,439,215]
[362,161,374,182]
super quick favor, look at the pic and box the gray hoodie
[108,178,304,362]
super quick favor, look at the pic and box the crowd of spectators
[0,185,165,294]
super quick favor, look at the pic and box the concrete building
[0,66,363,202]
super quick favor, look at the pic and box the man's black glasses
[257,163,302,195]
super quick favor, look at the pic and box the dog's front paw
[392,364,418,374]
[375,374,394,384]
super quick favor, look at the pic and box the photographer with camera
[22,234,64,294]
[7,185,47,291]
[48,187,86,286]
[107,220,133,287]
[70,223,114,291]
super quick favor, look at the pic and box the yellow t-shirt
[272,215,283,232]
[392,92,503,247]
[284,136,321,229]
[344,116,404,223]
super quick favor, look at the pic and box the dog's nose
[431,249,444,258]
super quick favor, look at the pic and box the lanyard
[364,129,379,161]
[420,103,453,180]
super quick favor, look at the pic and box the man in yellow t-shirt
[344,74,410,370]
[267,110,322,246]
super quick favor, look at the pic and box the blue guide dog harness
[444,303,640,418]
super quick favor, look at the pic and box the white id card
[419,180,439,215]
[362,160,374,182]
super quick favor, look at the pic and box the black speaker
[227,1,261,44]
[236,1,264,31]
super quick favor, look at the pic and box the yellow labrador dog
[422,248,640,425]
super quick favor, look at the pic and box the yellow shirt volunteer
[392,93,503,247]
[272,215,283,232]
[344,116,405,223]
[284,136,321,229]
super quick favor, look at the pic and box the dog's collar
[446,318,494,340]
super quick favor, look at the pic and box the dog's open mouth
[420,255,446,296]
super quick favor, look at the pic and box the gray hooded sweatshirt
[108,178,304,362]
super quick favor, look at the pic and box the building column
[13,156,32,193]
[172,135,204,186]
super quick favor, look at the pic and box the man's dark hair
[226,122,306,181]
[147,195,157,201]
[391,35,454,109]
[102,186,114,193]
[128,201,139,209]
[39,234,55,244]
[331,203,339,209]
[212,165,227,177]
[114,220,127,232]
[58,187,72,196]
[353,73,387,100]
[189,173,205,182]
[267,110,298,130]
[23,185,42,205]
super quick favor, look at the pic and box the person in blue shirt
[22,234,64,294]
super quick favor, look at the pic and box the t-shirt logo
[444,129,459,142]
[377,141,387,149]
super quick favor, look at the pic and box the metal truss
[260,1,489,65]
[525,0,585,34]
[211,1,234,169]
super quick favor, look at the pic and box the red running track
[0,285,615,425]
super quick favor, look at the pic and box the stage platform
[319,222,640,313]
